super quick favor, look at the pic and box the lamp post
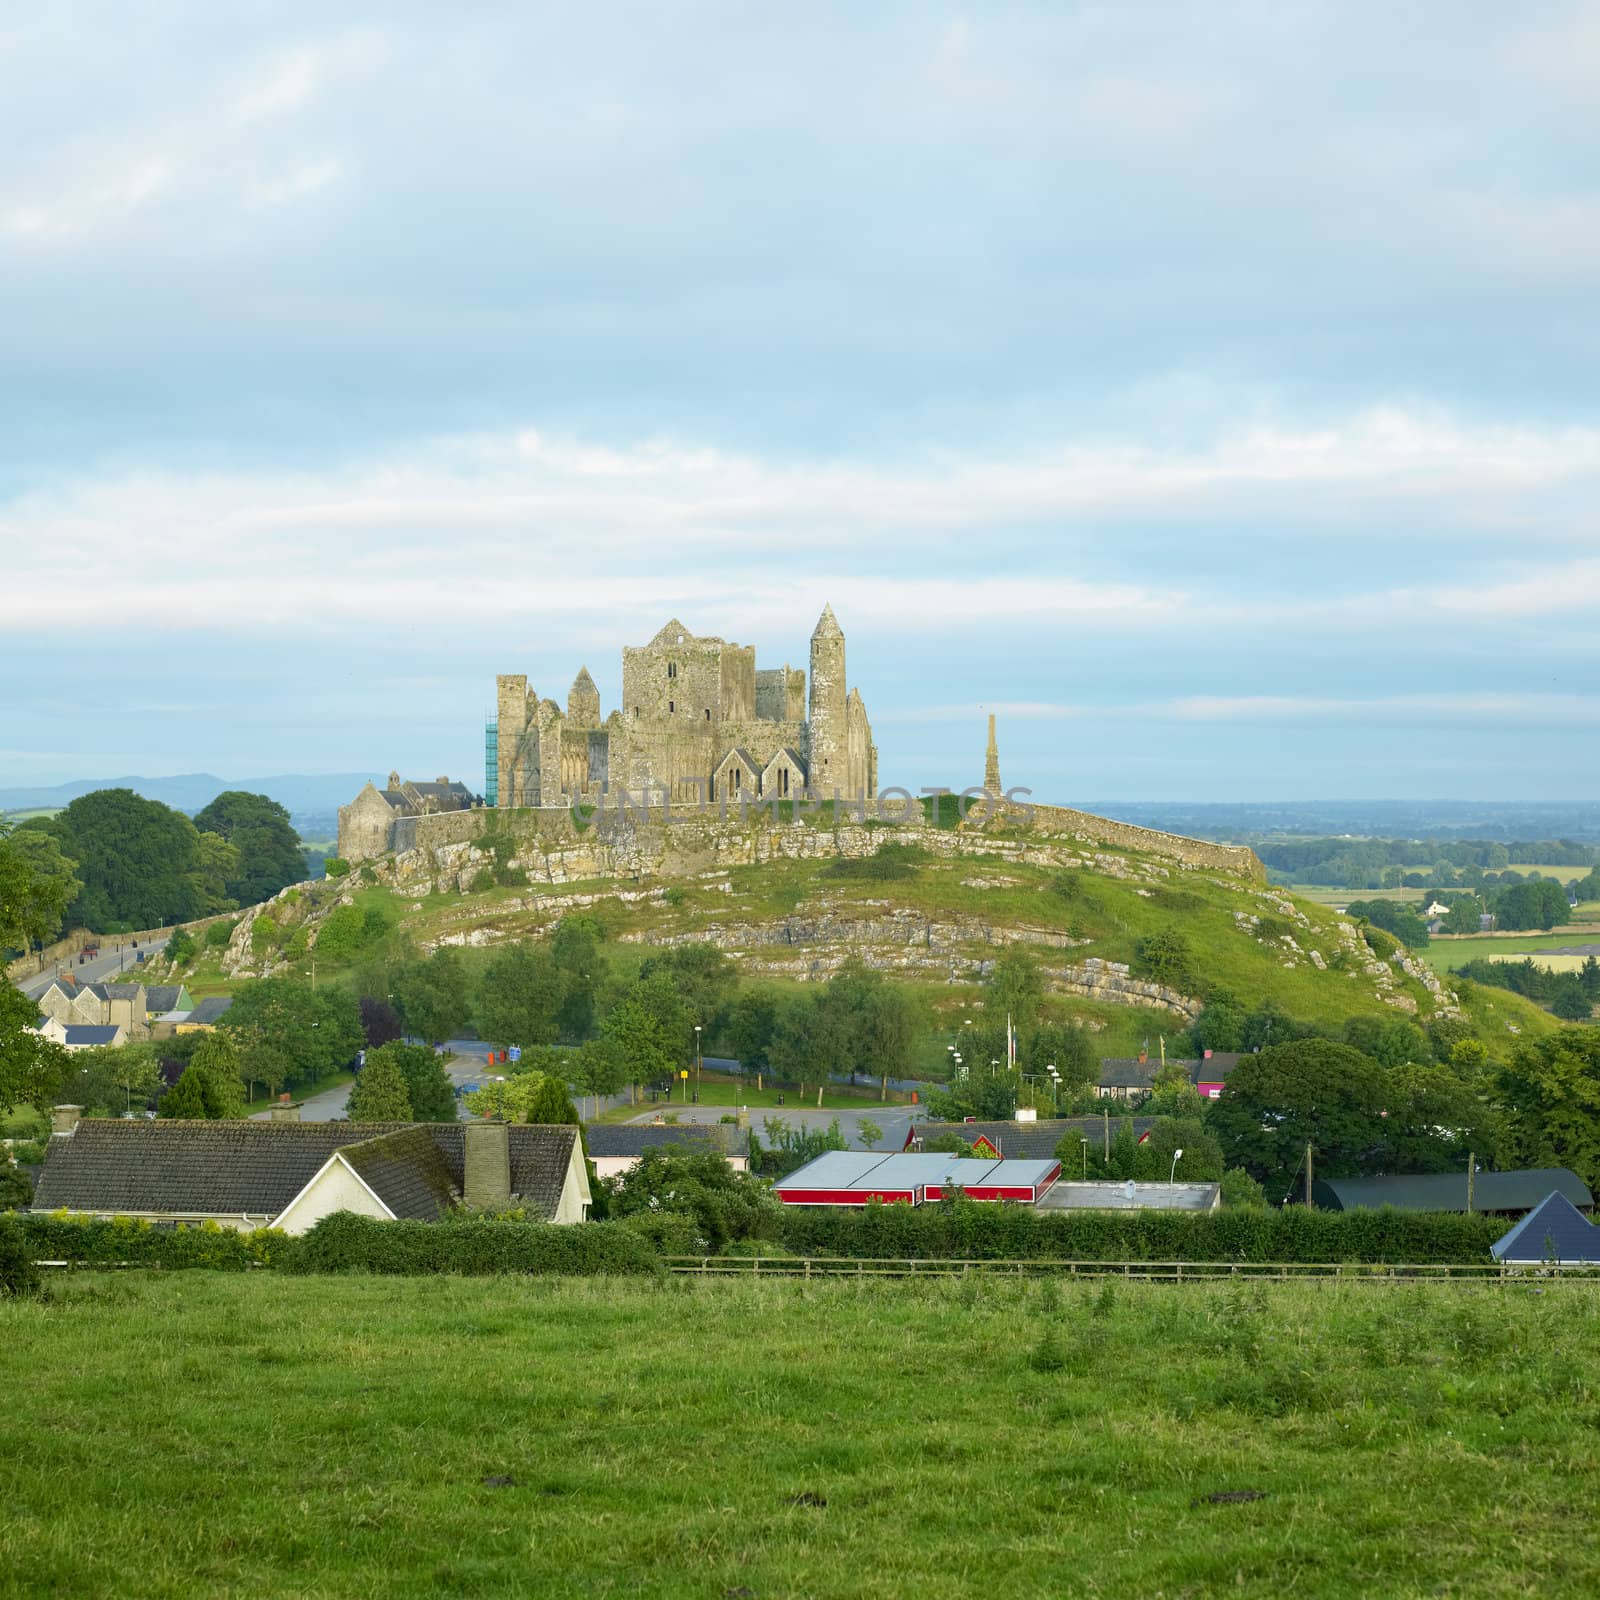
[694,1024,702,1100]
[1170,1147,1184,1183]
[1079,1136,1088,1179]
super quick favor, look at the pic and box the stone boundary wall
[6,911,241,984]
[397,799,1264,888]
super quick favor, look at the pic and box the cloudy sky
[3,3,1597,802]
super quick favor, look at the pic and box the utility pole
[1466,1151,1475,1213]
[1103,1108,1110,1161]
[1304,1141,1313,1208]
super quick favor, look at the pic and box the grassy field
[5,1273,1600,1599]
[591,1070,907,1123]
[1424,932,1600,972]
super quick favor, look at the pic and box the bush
[286,1212,662,1275]
[13,1214,289,1269]
[823,842,926,881]
[775,1200,1507,1264]
[324,857,352,878]
[0,1215,42,1298]
[470,869,497,893]
[205,918,238,948]
[164,929,197,967]
[1,1169,34,1211]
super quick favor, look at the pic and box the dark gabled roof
[1097,1058,1164,1089]
[1193,1053,1243,1079]
[1313,1169,1593,1214]
[63,1025,121,1046]
[408,781,471,802]
[31,1119,581,1223]
[1492,1192,1600,1263]
[81,983,111,1002]
[340,1127,459,1221]
[186,996,234,1024]
[584,1123,743,1158]
[909,1117,1157,1163]
[100,984,145,1002]
[715,746,759,776]
[143,986,185,1013]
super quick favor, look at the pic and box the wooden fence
[662,1256,1600,1284]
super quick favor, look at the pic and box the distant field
[5,1273,1600,1599]
[1424,933,1600,972]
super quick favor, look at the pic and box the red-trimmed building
[773,1151,1061,1208]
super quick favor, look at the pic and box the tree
[188,830,241,914]
[1220,1167,1267,1209]
[601,973,690,1096]
[1144,1063,1204,1119]
[469,1071,577,1125]
[0,822,82,950]
[1372,1020,1429,1069]
[389,949,472,1042]
[476,943,563,1049]
[348,1051,414,1121]
[0,983,66,1113]
[43,789,207,930]
[639,944,739,1039]
[549,916,608,1039]
[160,1063,227,1118]
[1209,1040,1392,1188]
[220,977,362,1091]
[163,929,197,968]
[1497,1028,1600,1188]
[1582,956,1600,1003]
[602,1148,779,1250]
[1442,897,1483,935]
[1192,993,1246,1053]
[724,988,780,1075]
[1551,979,1594,1021]
[192,791,306,906]
[857,1118,884,1150]
[363,1042,455,1122]
[1027,1019,1097,1093]
[1132,927,1193,989]
[359,996,403,1049]
[749,1116,847,1180]
[188,1033,245,1117]
[986,949,1045,1030]
[573,1038,623,1118]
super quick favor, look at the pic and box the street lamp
[694,1024,702,1100]
[1079,1137,1088,1179]
[1170,1148,1184,1183]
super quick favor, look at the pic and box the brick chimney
[269,1096,302,1123]
[463,1120,511,1209]
[52,1104,83,1136]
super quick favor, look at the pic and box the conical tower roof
[571,665,597,691]
[812,602,843,639]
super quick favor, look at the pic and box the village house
[31,1108,590,1233]
[584,1122,749,1181]
[34,977,147,1039]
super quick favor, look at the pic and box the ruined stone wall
[1017,803,1264,881]
[337,787,398,863]
[755,666,805,721]
[495,674,540,808]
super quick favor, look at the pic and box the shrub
[823,843,926,881]
[0,1215,42,1298]
[164,929,197,967]
[13,1214,289,1269]
[324,857,352,878]
[775,1200,1506,1265]
[1133,927,1193,990]
[1,1169,34,1211]
[470,869,497,893]
[205,918,238,949]
[285,1213,662,1276]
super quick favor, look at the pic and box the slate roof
[1312,1168,1593,1214]
[1098,1058,1162,1089]
[144,986,186,1013]
[1193,1053,1243,1080]
[908,1117,1158,1162]
[63,1025,121,1047]
[1491,1192,1600,1263]
[32,1119,581,1223]
[185,996,234,1025]
[340,1127,459,1221]
[585,1123,744,1158]
[100,984,145,1002]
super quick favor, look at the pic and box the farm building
[585,1122,749,1179]
[1311,1168,1592,1216]
[31,1108,590,1232]
[1491,1192,1600,1266]
[1039,1181,1221,1212]
[774,1151,1060,1207]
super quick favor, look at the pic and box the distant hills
[0,773,371,821]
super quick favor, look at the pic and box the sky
[2,2,1598,803]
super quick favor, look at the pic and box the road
[15,935,170,1001]
[286,1038,504,1122]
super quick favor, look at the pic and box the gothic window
[704,708,710,720]
[667,662,677,679]
[668,701,674,714]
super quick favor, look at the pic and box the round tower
[807,603,846,794]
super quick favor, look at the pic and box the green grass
[5,1272,1600,1598]
[1424,932,1600,971]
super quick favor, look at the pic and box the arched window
[704,708,711,721]
[668,700,674,714]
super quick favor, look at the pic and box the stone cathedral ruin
[491,604,877,810]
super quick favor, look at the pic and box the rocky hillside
[164,809,1552,1058]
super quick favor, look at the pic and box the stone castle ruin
[493,604,877,810]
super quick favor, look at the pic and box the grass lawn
[6,1273,1600,1599]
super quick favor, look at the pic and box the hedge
[284,1212,663,1276]
[775,1201,1511,1265]
[16,1213,287,1269]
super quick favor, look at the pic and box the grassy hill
[150,810,1556,1064]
